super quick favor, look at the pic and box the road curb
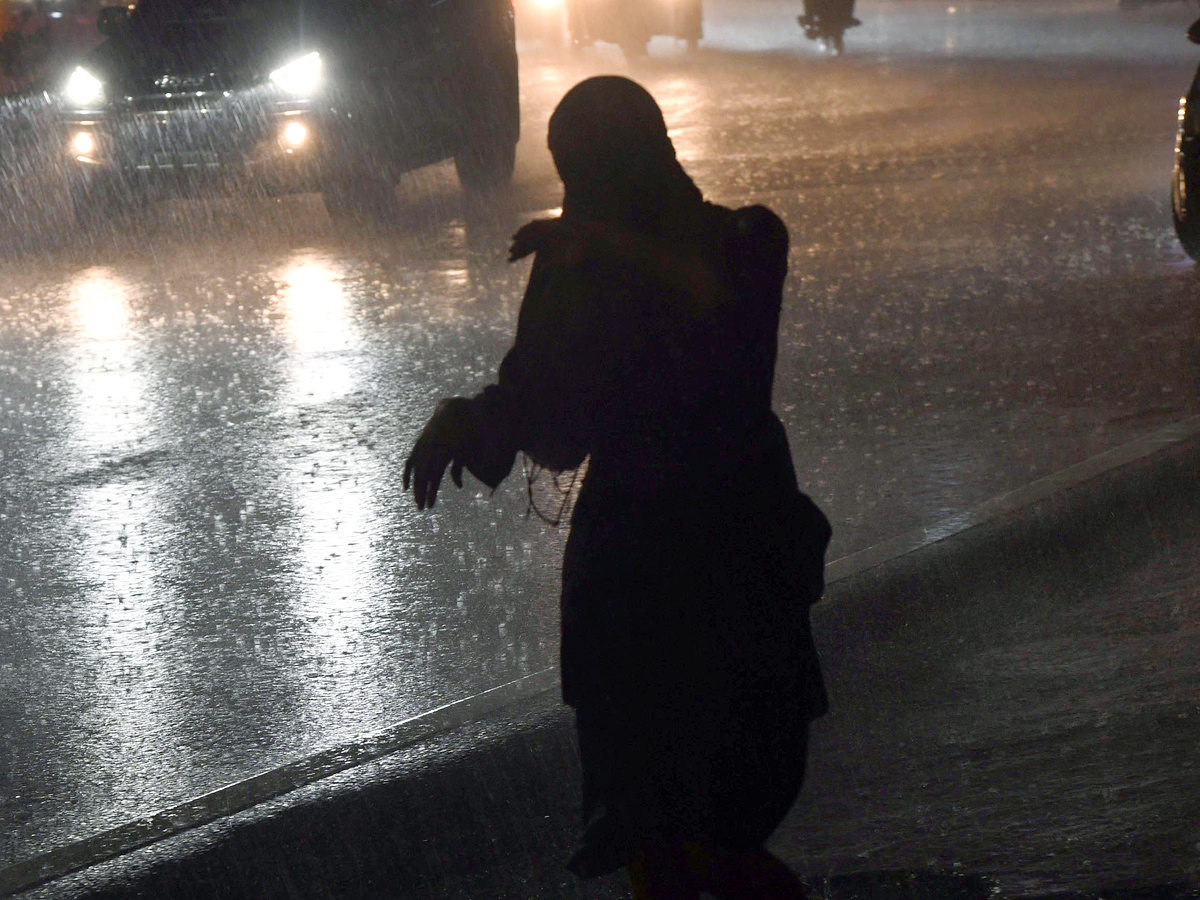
[8,417,1200,899]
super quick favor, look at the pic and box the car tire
[454,48,519,197]
[676,0,702,49]
[1172,154,1200,260]
[455,137,517,195]
[323,172,400,226]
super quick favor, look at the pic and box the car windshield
[131,0,300,29]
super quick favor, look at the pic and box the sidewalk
[8,419,1199,899]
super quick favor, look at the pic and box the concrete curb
[7,416,1200,899]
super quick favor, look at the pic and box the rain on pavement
[1,0,1199,891]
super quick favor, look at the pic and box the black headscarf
[547,76,705,239]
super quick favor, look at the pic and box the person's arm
[509,217,731,317]
[721,204,791,404]
[404,254,609,508]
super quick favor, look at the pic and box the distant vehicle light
[282,121,308,147]
[72,131,95,155]
[64,67,105,107]
[270,52,322,97]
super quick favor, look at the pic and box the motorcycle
[567,0,702,59]
[1173,18,1200,259]
[797,0,859,55]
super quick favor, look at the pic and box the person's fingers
[413,466,427,510]
[405,433,431,496]
[426,465,445,509]
[413,446,455,510]
[509,218,561,261]
[405,398,474,509]
[411,446,431,509]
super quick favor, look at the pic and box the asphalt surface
[10,432,1199,900]
[1,0,1199,891]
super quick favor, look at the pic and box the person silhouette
[404,75,831,900]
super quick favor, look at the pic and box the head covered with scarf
[547,76,705,238]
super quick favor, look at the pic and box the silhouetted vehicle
[798,0,859,54]
[1173,17,1200,259]
[56,0,519,227]
[568,0,701,58]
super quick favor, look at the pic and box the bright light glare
[270,52,322,96]
[65,67,104,106]
[72,131,95,155]
[282,121,308,146]
[531,0,563,9]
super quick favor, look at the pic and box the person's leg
[628,839,702,900]
[680,840,809,900]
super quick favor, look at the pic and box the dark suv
[58,0,519,225]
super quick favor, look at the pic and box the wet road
[2,0,1200,885]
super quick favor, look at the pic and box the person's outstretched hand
[509,217,600,265]
[403,397,473,510]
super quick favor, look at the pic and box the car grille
[110,99,269,169]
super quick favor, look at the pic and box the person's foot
[629,841,701,900]
[681,842,810,900]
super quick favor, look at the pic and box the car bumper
[63,108,329,198]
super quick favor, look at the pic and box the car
[57,0,520,226]
[1173,17,1200,259]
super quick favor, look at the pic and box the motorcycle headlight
[270,52,322,97]
[1181,95,1200,137]
[64,67,105,107]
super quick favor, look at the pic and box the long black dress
[456,198,832,876]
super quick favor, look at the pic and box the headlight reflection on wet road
[66,266,184,808]
[275,252,356,404]
[274,250,392,734]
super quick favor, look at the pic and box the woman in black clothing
[404,75,830,900]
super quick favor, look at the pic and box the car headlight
[64,66,105,107]
[269,52,322,97]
